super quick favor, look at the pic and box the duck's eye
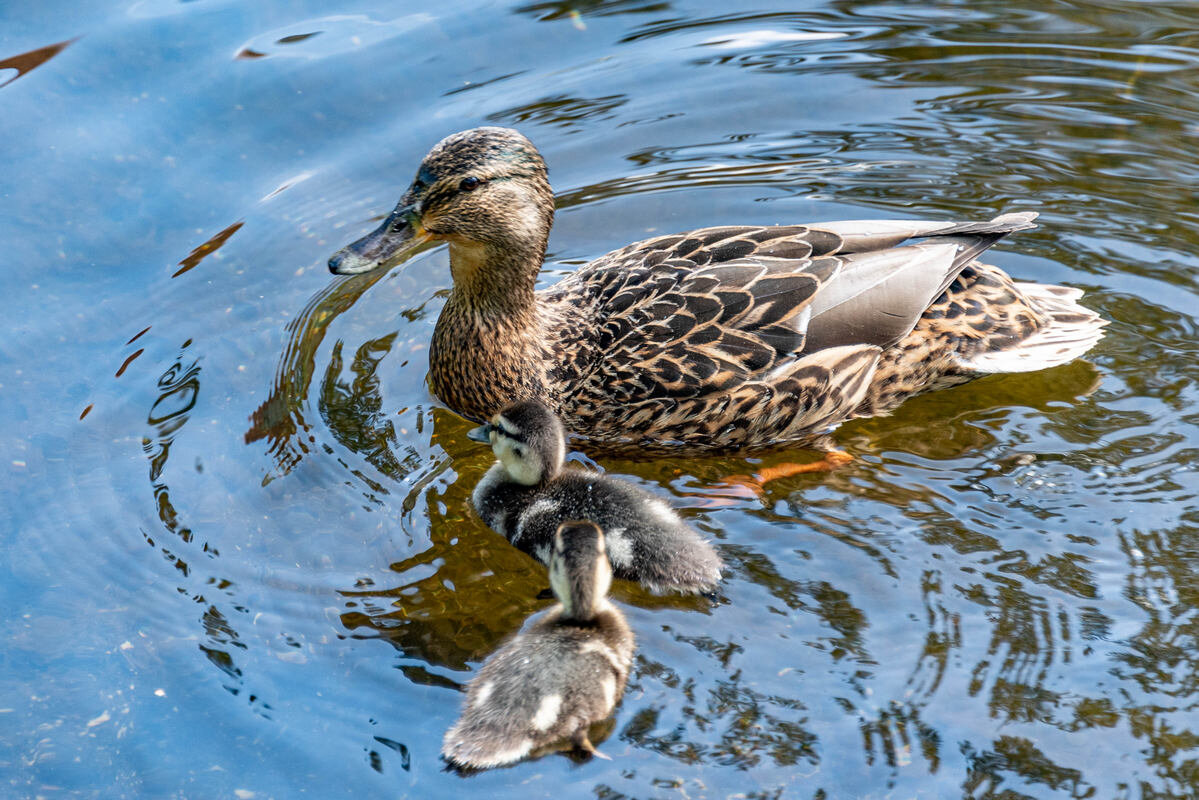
[459,176,482,192]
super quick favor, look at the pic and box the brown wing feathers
[565,226,884,406]
[548,214,1047,450]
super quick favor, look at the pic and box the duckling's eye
[459,176,483,192]
[513,445,526,459]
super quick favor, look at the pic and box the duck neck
[553,554,612,625]
[558,583,605,624]
[429,240,551,420]
[446,238,542,316]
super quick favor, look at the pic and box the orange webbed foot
[704,449,854,504]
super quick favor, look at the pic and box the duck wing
[551,213,1036,404]
[802,212,1038,351]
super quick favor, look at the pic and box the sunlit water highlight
[2,1,1198,797]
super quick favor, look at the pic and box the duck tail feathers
[930,211,1039,237]
[958,282,1106,374]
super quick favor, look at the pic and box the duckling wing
[510,473,723,594]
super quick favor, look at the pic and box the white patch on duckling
[515,498,560,543]
[603,527,633,568]
[472,681,494,709]
[534,543,550,564]
[495,434,543,485]
[592,597,616,615]
[530,693,563,732]
[593,549,613,602]
[549,556,571,611]
[645,498,679,527]
[474,739,533,768]
[599,675,617,710]
[548,423,566,475]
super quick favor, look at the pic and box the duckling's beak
[467,423,492,444]
[328,202,430,275]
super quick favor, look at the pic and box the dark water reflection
[3,0,1199,797]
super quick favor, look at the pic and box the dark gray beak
[328,202,429,275]
[467,424,492,443]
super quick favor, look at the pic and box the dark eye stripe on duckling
[494,416,528,443]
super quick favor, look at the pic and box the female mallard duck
[470,399,722,594]
[329,127,1105,455]
[442,520,635,770]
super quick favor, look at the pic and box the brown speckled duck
[441,520,635,770]
[329,127,1105,455]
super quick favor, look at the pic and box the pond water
[4,1,1199,797]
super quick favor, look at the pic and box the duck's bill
[328,204,430,275]
[466,424,492,443]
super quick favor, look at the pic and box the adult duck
[329,127,1104,456]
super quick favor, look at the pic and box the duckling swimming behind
[442,521,635,770]
[470,399,723,594]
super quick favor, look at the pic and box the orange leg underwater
[710,449,855,502]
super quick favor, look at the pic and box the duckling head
[550,521,612,622]
[468,399,566,486]
[328,127,554,293]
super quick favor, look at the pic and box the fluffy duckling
[442,521,636,770]
[470,399,723,594]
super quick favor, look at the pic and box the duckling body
[474,463,723,595]
[330,127,1106,455]
[442,521,635,770]
[470,400,722,594]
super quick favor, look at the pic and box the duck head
[549,520,612,622]
[328,127,554,294]
[468,399,566,486]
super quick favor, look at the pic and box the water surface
[3,1,1198,797]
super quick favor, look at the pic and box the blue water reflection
[2,0,1198,797]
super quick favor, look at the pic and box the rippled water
[4,1,1198,797]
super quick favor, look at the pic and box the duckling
[470,399,723,594]
[442,520,635,770]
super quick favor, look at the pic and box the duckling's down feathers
[441,603,634,770]
[473,465,723,595]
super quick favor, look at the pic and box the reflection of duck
[329,127,1106,455]
[442,521,635,770]
[469,400,722,594]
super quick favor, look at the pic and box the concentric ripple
[3,0,1198,797]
